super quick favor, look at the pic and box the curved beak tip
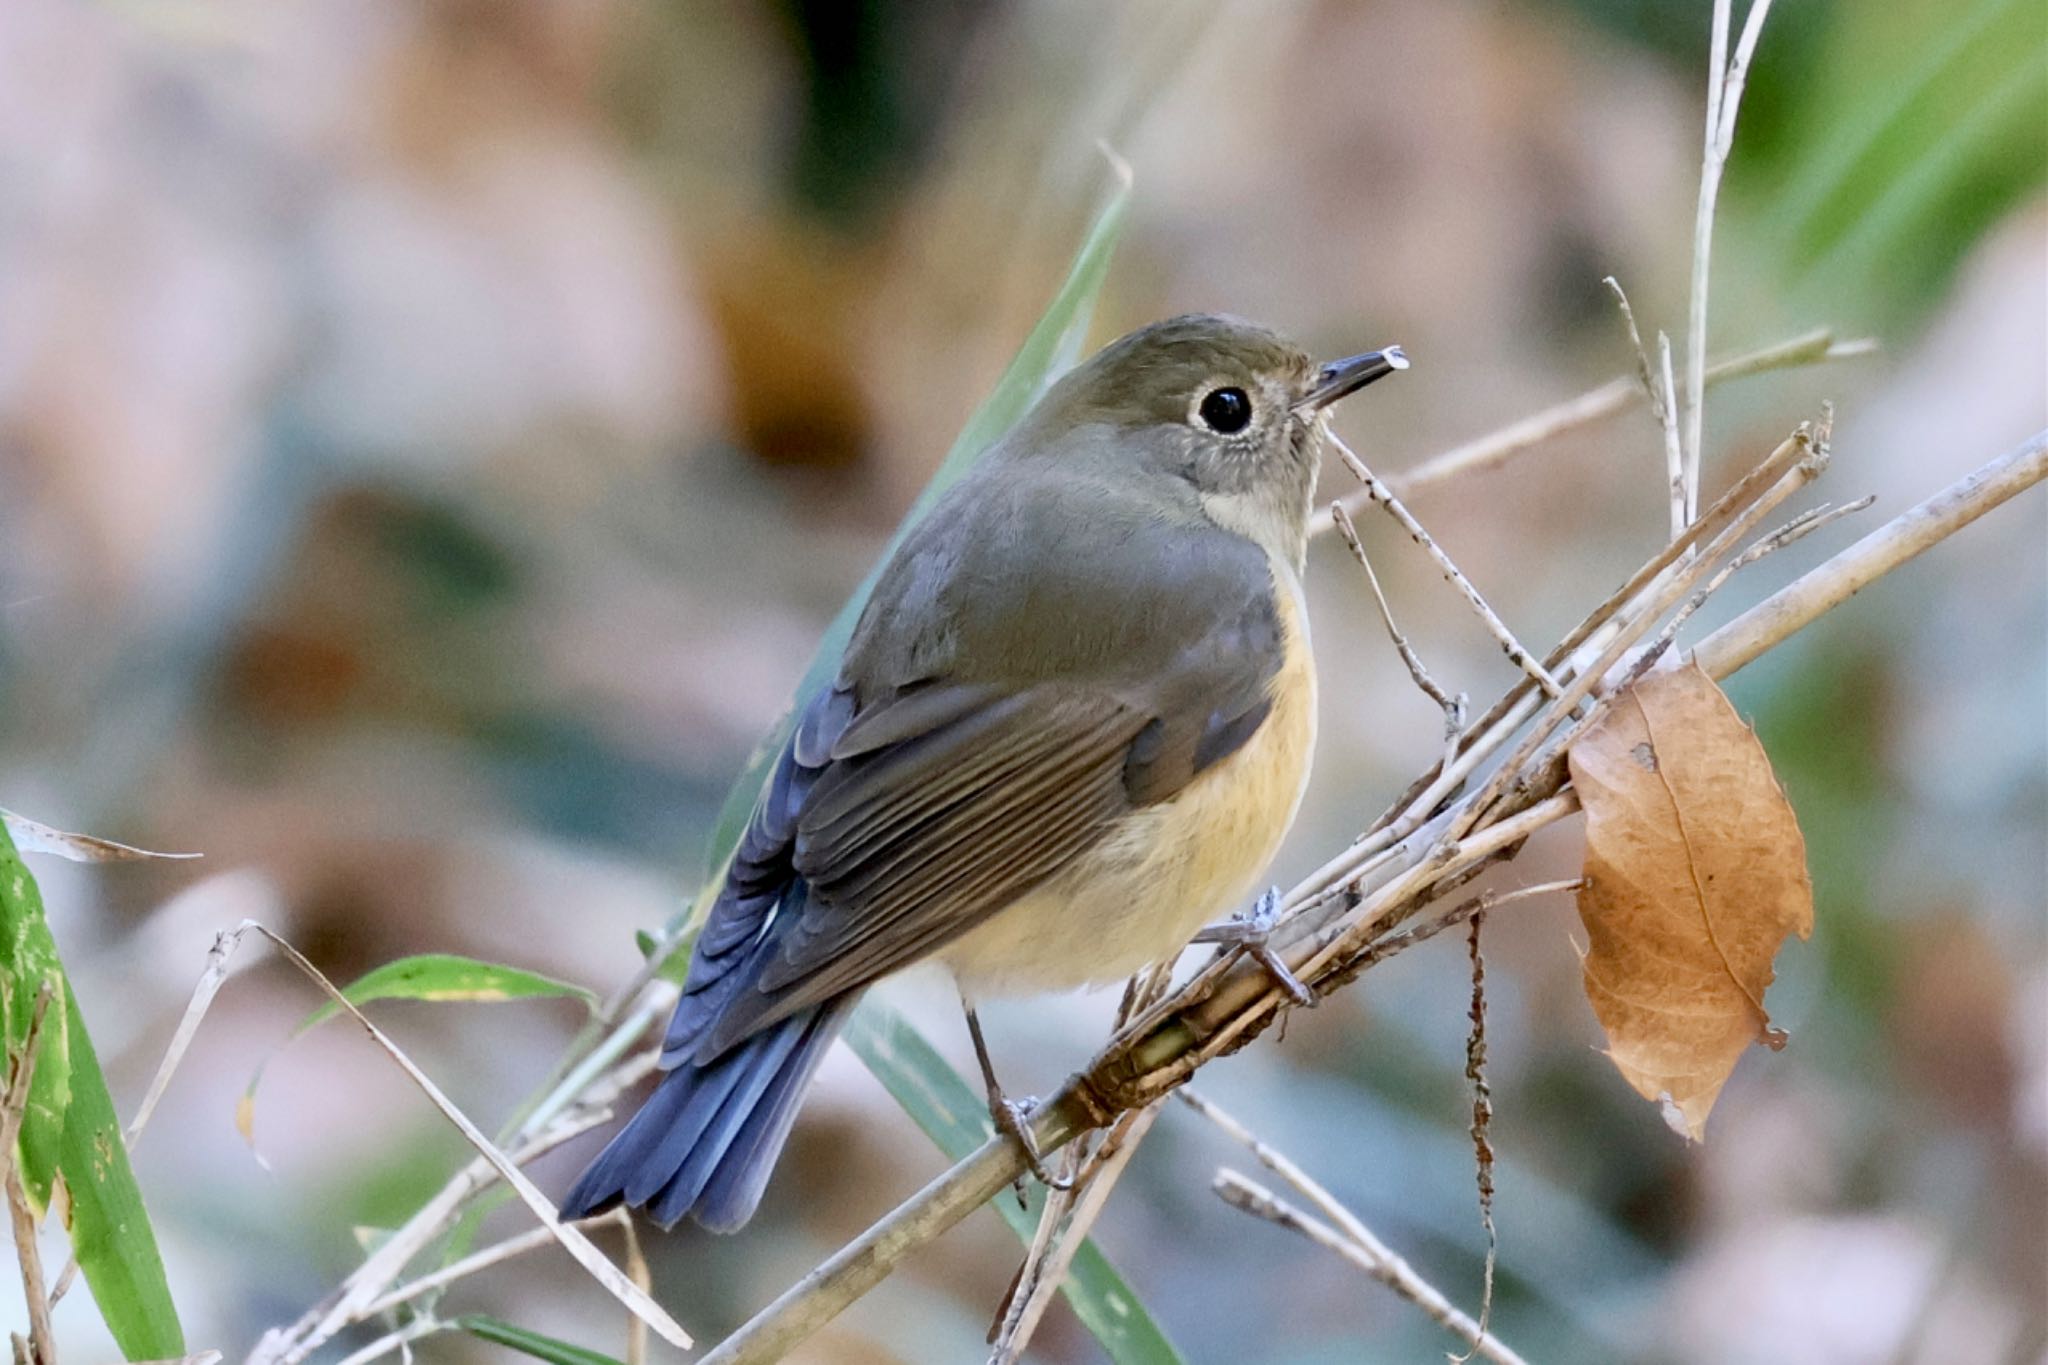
[1303,344,1410,410]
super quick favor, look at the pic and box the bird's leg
[961,998,1073,1195]
[1192,886,1317,1007]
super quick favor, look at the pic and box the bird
[561,313,1406,1231]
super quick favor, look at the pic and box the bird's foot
[1193,887,1317,1008]
[991,1093,1073,1194]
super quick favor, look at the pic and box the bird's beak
[1299,346,1409,411]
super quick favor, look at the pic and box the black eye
[1197,386,1252,434]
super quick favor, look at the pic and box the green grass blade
[1777,0,2047,309]
[844,1001,1184,1365]
[289,953,598,1034]
[458,1314,627,1365]
[1,821,185,1359]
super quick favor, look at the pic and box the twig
[1213,1173,1528,1365]
[1693,429,2048,678]
[989,964,1174,1359]
[1298,427,1817,921]
[1657,334,1686,540]
[3,985,56,1365]
[1323,880,1585,996]
[1601,275,1685,544]
[1314,326,1872,517]
[989,1148,1075,1349]
[697,1130,1032,1365]
[1682,0,1777,520]
[1455,914,1497,1363]
[222,921,691,1357]
[990,1103,1162,1364]
[253,992,667,1363]
[1179,1087,1525,1364]
[1618,493,1876,695]
[622,1214,650,1365]
[330,1319,445,1365]
[359,1209,631,1319]
[1330,502,1469,775]
[1439,428,1824,846]
[1327,428,1562,698]
[1602,277,1659,410]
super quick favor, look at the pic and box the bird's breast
[941,555,1317,998]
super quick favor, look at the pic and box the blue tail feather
[560,998,853,1232]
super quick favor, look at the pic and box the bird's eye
[1197,386,1253,434]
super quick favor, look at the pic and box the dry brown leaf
[1,808,200,862]
[1568,659,1813,1140]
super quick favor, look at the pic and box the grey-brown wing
[699,683,1150,1052]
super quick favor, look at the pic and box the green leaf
[1,819,185,1359]
[633,928,692,986]
[458,1314,627,1365]
[291,953,597,1034]
[844,1001,1183,1365]
[1776,0,2048,312]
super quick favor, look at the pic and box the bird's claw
[1193,887,1317,1008]
[992,1094,1072,1194]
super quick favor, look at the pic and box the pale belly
[938,562,1317,999]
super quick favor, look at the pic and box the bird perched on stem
[563,314,1405,1231]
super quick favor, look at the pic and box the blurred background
[1,0,2043,1360]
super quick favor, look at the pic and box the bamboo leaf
[458,1315,627,1365]
[289,953,598,1034]
[1,818,185,1359]
[845,1001,1184,1365]
[2,830,72,1208]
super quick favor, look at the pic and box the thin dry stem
[1327,429,1562,698]
[623,1214,651,1365]
[1329,502,1465,718]
[1315,326,1871,519]
[224,921,690,1360]
[1179,1088,1525,1365]
[252,993,665,1364]
[359,1210,630,1320]
[1214,1172,1529,1365]
[1693,429,2047,678]
[1683,0,1777,518]
[1456,915,1498,1363]
[329,1319,443,1365]
[989,966,1175,1357]
[1622,493,1876,693]
[1658,334,1685,540]
[1292,428,1816,921]
[3,985,56,1365]
[989,1103,1161,1364]
[1602,276,1659,409]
